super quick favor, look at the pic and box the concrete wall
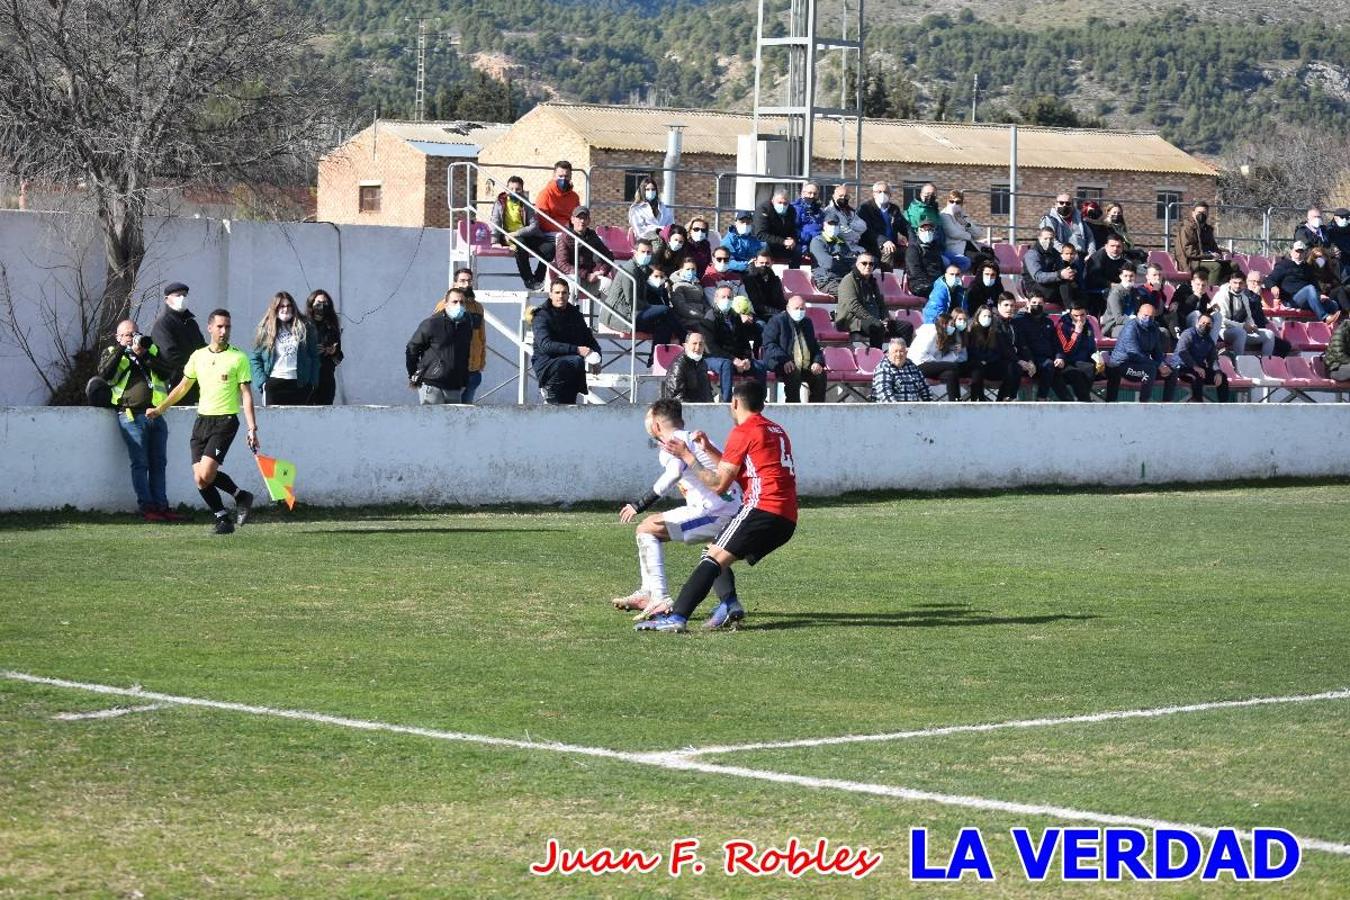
[2,404,1345,512]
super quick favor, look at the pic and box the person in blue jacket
[1054,300,1099,402]
[922,263,967,323]
[720,210,764,273]
[1105,302,1179,402]
[760,295,827,403]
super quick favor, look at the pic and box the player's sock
[672,556,722,619]
[637,532,667,598]
[634,532,652,594]
[198,484,225,513]
[213,472,239,497]
[713,567,736,602]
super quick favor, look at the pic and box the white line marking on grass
[674,688,1350,757]
[53,704,163,721]
[7,671,1350,858]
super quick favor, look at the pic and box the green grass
[2,484,1349,895]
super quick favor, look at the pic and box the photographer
[98,320,181,521]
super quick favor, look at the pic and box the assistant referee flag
[254,453,298,510]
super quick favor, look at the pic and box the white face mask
[278,308,294,322]
[824,225,838,239]
[736,222,750,236]
[715,298,733,313]
[1316,257,1327,268]
[787,307,806,322]
[713,260,728,273]
[982,275,996,287]
[648,275,665,289]
[875,193,890,207]
[166,294,187,312]
[680,269,697,283]
[691,229,707,240]
[686,350,703,362]
[1309,217,1322,229]
[944,273,958,286]
[1336,218,1348,228]
[978,313,992,327]
[918,230,934,244]
[944,324,956,336]
[669,238,684,251]
[645,189,658,201]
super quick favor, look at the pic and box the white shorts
[664,505,735,544]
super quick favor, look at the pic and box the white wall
[2,404,1346,512]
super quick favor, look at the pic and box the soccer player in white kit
[612,398,747,629]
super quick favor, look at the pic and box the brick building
[317,120,508,228]
[475,103,1218,247]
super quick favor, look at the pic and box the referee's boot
[212,513,235,535]
[234,490,255,526]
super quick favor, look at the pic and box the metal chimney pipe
[663,125,684,209]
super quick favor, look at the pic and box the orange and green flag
[254,453,298,510]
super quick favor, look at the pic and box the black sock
[199,485,225,514]
[672,557,723,619]
[714,567,737,603]
[213,472,238,497]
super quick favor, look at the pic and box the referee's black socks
[213,472,239,497]
[673,557,723,619]
[199,484,226,514]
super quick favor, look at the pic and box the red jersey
[719,413,798,522]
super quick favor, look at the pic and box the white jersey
[653,428,742,516]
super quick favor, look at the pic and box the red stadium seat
[1245,255,1275,276]
[781,268,833,303]
[1147,250,1186,282]
[649,343,682,376]
[823,346,865,379]
[1304,321,1332,350]
[1218,355,1253,391]
[1264,304,1317,322]
[1280,321,1312,351]
[994,244,1022,271]
[804,306,848,342]
[1310,356,1350,385]
[595,226,634,260]
[854,347,883,375]
[1284,356,1336,388]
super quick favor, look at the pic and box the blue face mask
[1137,315,1152,326]
[634,252,652,267]
[774,202,787,215]
[447,304,465,320]
[556,177,571,191]
[644,189,657,201]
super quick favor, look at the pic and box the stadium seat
[1245,255,1275,276]
[878,271,906,303]
[595,226,634,260]
[1264,304,1317,322]
[1284,356,1336,389]
[893,309,922,330]
[649,343,682,376]
[781,268,833,304]
[822,345,869,401]
[1304,321,1332,351]
[1280,321,1312,351]
[804,305,848,343]
[853,347,883,375]
[1147,250,1187,282]
[1310,356,1350,386]
[993,243,1022,272]
[1001,274,1026,300]
[1218,355,1254,394]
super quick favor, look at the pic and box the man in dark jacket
[1082,234,1129,314]
[740,248,788,321]
[1023,228,1079,306]
[531,281,602,405]
[808,213,856,295]
[1175,311,1229,402]
[150,281,205,404]
[1105,303,1178,402]
[553,207,614,298]
[754,189,800,263]
[761,295,826,403]
[967,295,1024,401]
[1266,242,1338,322]
[703,284,765,401]
[406,287,476,404]
[1013,296,1070,400]
[857,181,908,270]
[1174,201,1229,285]
[1325,208,1350,281]
[904,221,945,297]
[661,330,713,402]
[1293,207,1330,252]
[1054,301,1099,402]
[835,253,909,348]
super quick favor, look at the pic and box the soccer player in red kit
[636,380,798,633]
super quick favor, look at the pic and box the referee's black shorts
[190,414,239,464]
[713,507,796,566]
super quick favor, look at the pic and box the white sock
[637,532,667,598]
[634,531,652,594]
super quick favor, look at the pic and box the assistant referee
[148,308,258,535]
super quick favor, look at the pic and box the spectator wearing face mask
[433,269,489,403]
[761,295,827,403]
[1055,300,1099,402]
[1308,247,1340,305]
[909,309,971,400]
[858,181,908,270]
[1213,269,1276,357]
[1293,206,1330,253]
[1024,229,1081,307]
[1105,303,1178,402]
[1325,208,1350,278]
[655,224,689,273]
[905,221,946,298]
[702,285,766,402]
[904,182,944,241]
[718,211,763,276]
[1013,296,1071,400]
[604,239,676,344]
[151,281,206,404]
[1039,194,1096,256]
[250,291,320,405]
[407,287,476,405]
[1242,270,1291,357]
[755,189,800,263]
[684,217,715,275]
[1082,234,1130,314]
[792,182,826,247]
[554,206,615,299]
[966,261,1003,311]
[1175,312,1230,402]
[1167,268,1222,344]
[939,189,976,272]
[305,289,343,405]
[823,184,866,249]
[809,214,857,295]
[703,246,745,290]
[1102,204,1148,265]
[1080,201,1112,253]
[533,160,581,264]
[1101,266,1145,338]
[740,248,788,321]
[966,294,1024,401]
[661,329,714,402]
[629,178,674,248]
[1174,201,1228,285]
[922,264,968,324]
[669,258,714,335]
[836,253,911,349]
[1266,242,1339,324]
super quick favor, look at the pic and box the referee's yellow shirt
[184,345,253,415]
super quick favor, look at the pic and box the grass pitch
[2,484,1348,896]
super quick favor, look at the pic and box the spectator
[1245,269,1293,357]
[1309,246,1339,302]
[1102,203,1147,265]
[684,216,715,275]
[661,329,714,402]
[703,247,743,291]
[870,337,932,402]
[1105,303,1178,402]
[719,211,762,274]
[755,189,800,263]
[433,269,489,402]
[407,287,475,405]
[939,189,976,272]
[603,238,654,331]
[1101,266,1143,338]
[628,177,674,248]
[1040,193,1095,256]
[1266,241,1338,324]
[249,291,319,405]
[792,182,826,247]
[1213,268,1276,357]
[1139,264,1170,308]
[668,257,713,336]
[910,308,971,400]
[761,295,827,403]
[489,174,545,290]
[836,252,910,349]
[530,281,601,405]
[1024,229,1081,307]
[965,260,1003,311]
[1013,295,1070,400]
[1174,201,1229,285]
[966,294,1024,401]
[1080,200,1112,253]
[1326,208,1350,276]
[554,206,615,299]
[150,281,205,404]
[99,320,177,521]
[857,181,908,270]
[1324,316,1350,381]
[904,182,943,240]
[905,220,945,298]
[741,247,788,321]
[1082,233,1129,314]
[655,224,689,273]
[922,263,967,324]
[1175,311,1230,402]
[823,184,866,249]
[1293,206,1329,251]
[703,284,766,401]
[305,289,343,406]
[1166,268,1221,344]
[610,252,678,345]
[1054,300,1099,402]
[533,160,581,260]
[809,213,856,294]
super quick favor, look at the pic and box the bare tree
[0,0,341,401]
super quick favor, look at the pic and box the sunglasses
[857,261,875,267]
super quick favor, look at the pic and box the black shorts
[713,507,796,566]
[190,414,239,464]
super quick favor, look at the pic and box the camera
[131,333,152,352]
